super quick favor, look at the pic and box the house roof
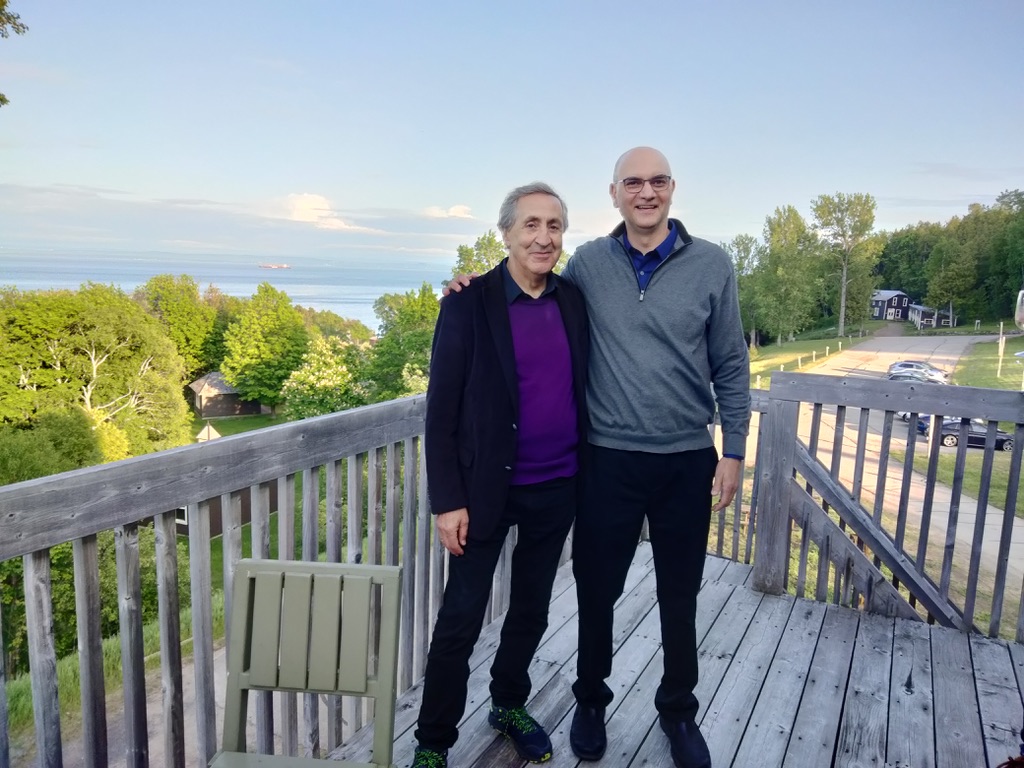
[872,290,908,301]
[188,371,238,397]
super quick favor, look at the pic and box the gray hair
[497,182,569,235]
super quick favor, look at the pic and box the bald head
[613,146,672,182]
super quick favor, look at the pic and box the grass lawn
[748,334,871,387]
[191,412,284,437]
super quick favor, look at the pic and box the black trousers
[572,444,717,721]
[415,475,576,751]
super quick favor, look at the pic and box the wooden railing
[752,372,1024,643]
[2,372,1022,767]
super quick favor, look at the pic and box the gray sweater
[561,219,750,457]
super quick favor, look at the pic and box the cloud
[422,204,474,219]
[911,162,1022,183]
[283,193,383,232]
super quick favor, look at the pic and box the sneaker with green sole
[410,745,448,768]
[487,704,553,763]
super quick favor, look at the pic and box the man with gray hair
[411,182,589,767]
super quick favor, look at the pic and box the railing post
[751,396,799,595]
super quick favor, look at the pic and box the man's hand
[441,273,477,298]
[711,457,742,512]
[436,508,469,555]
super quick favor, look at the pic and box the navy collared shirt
[623,221,677,292]
[501,260,556,304]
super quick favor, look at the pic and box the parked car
[887,360,949,383]
[886,371,944,384]
[923,417,1014,451]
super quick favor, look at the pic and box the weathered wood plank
[154,512,185,768]
[344,454,365,742]
[887,618,934,768]
[790,481,919,620]
[769,373,1024,424]
[0,585,9,768]
[834,612,893,768]
[24,550,62,768]
[115,524,148,768]
[302,465,321,754]
[276,475,299,757]
[783,605,860,766]
[400,436,419,691]
[970,635,1024,766]
[324,459,343,753]
[752,397,799,594]
[794,443,965,629]
[0,395,426,561]
[990,427,1024,638]
[187,501,217,763]
[932,625,986,768]
[385,442,401,566]
[702,594,795,766]
[220,491,242,652]
[732,600,827,767]
[72,534,107,768]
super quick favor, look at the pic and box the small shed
[188,372,261,418]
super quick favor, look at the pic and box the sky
[1,0,1022,265]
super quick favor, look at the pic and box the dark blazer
[425,261,589,541]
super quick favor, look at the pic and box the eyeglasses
[615,175,672,194]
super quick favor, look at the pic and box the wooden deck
[335,541,1024,768]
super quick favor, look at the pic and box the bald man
[562,147,750,768]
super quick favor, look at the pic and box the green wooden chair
[210,559,403,768]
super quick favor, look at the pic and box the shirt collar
[501,259,556,304]
[622,220,677,260]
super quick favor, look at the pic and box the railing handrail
[0,395,426,561]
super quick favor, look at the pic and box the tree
[451,231,506,279]
[811,193,878,337]
[221,282,309,409]
[365,283,439,401]
[295,305,373,343]
[281,335,371,419]
[134,274,216,380]
[925,237,975,325]
[756,206,821,344]
[201,285,247,371]
[0,284,192,454]
[0,0,27,108]
[722,234,763,348]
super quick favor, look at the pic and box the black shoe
[488,704,553,763]
[569,704,607,761]
[410,745,448,767]
[659,716,711,768]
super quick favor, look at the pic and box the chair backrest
[221,559,402,767]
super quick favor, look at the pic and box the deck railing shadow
[1,371,1022,767]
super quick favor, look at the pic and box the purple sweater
[508,294,579,485]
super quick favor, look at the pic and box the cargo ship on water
[258,263,291,269]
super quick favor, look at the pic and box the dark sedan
[921,417,1014,451]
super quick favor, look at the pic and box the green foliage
[0,285,192,454]
[811,192,878,337]
[450,230,506,279]
[221,282,309,407]
[295,305,373,343]
[365,282,439,401]
[0,410,102,485]
[282,335,372,419]
[756,206,822,344]
[134,274,216,380]
[0,0,28,108]
[200,285,247,372]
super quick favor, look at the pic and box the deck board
[331,543,1024,767]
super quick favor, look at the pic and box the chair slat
[249,572,283,687]
[279,573,313,689]
[338,575,372,692]
[308,573,344,690]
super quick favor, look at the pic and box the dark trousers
[415,476,576,751]
[572,444,717,721]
